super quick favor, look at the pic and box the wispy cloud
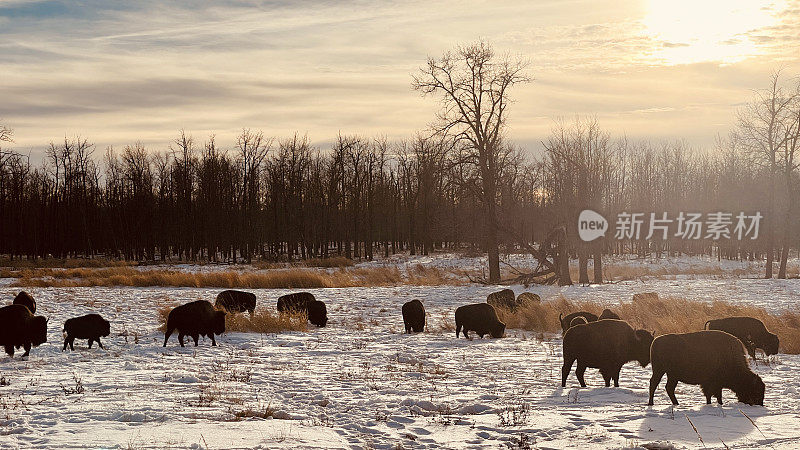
[0,0,798,158]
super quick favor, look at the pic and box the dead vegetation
[495,294,800,354]
[8,264,460,288]
[157,305,308,334]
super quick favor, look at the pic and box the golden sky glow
[0,0,798,157]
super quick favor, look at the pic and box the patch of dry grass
[156,305,307,334]
[9,264,462,288]
[496,294,800,354]
[0,257,133,270]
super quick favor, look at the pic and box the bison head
[490,321,506,338]
[213,311,226,335]
[31,316,48,346]
[735,372,765,406]
[763,332,779,356]
[633,329,654,367]
[101,319,111,337]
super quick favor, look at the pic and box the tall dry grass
[8,263,461,288]
[157,305,307,333]
[496,294,800,354]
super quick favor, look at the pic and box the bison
[12,291,36,314]
[63,314,111,351]
[455,303,505,339]
[402,300,425,333]
[487,289,517,310]
[0,304,47,357]
[648,330,765,406]
[561,319,653,388]
[163,300,226,347]
[599,308,620,320]
[559,311,599,334]
[215,290,256,315]
[704,316,779,359]
[277,292,328,327]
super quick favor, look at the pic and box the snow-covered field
[1,257,800,449]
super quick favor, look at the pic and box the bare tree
[736,71,798,278]
[413,40,529,282]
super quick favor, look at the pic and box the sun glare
[643,0,785,65]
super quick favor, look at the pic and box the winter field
[1,255,800,449]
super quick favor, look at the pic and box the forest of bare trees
[1,45,799,281]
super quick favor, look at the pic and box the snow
[1,257,800,449]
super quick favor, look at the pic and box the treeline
[0,121,793,266]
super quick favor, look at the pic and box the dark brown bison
[599,308,620,320]
[487,289,517,310]
[569,316,589,328]
[215,290,256,315]
[163,300,226,347]
[559,311,599,334]
[402,300,425,333]
[277,292,328,327]
[63,314,111,351]
[648,330,765,406]
[0,304,47,357]
[455,303,505,339]
[13,291,36,314]
[704,317,779,359]
[561,319,654,388]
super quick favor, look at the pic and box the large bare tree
[413,40,529,282]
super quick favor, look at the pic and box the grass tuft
[157,304,307,334]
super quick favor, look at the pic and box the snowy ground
[1,258,800,449]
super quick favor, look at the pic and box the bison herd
[0,288,783,407]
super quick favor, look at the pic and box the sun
[643,0,785,65]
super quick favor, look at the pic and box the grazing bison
[648,330,765,406]
[569,316,589,328]
[487,289,517,310]
[12,291,36,314]
[517,292,541,306]
[599,308,620,320]
[561,319,653,388]
[215,290,256,315]
[277,292,328,327]
[704,317,779,359]
[63,314,110,351]
[402,300,425,333]
[163,300,226,347]
[559,311,599,334]
[455,303,505,339]
[0,304,47,357]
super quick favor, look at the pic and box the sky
[1,0,799,159]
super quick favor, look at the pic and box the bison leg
[4,345,14,357]
[163,327,175,347]
[612,365,622,388]
[88,339,94,349]
[192,334,199,346]
[715,387,723,405]
[210,334,217,346]
[576,362,587,387]
[665,377,679,405]
[702,385,713,404]
[97,338,104,349]
[455,322,462,338]
[22,343,31,357]
[648,370,665,405]
[561,356,575,387]
[600,369,611,387]
[178,333,186,347]
[746,342,757,360]
[63,336,70,351]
